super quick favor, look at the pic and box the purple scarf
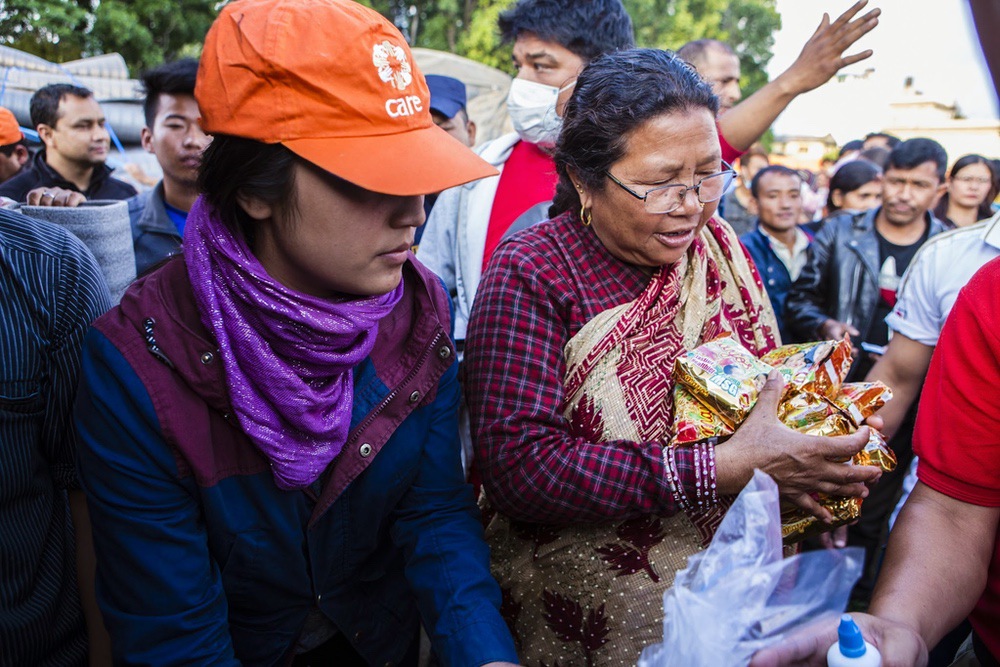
[183,198,404,489]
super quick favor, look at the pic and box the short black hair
[886,137,948,182]
[198,135,299,244]
[551,48,717,217]
[865,132,901,149]
[839,139,863,157]
[30,83,94,129]
[750,165,800,199]
[858,146,889,170]
[499,0,634,63]
[827,159,881,211]
[140,58,199,128]
[676,39,736,70]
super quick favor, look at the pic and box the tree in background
[3,0,778,96]
[627,0,780,96]
[0,0,216,74]
[360,0,779,96]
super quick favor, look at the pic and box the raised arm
[718,0,879,151]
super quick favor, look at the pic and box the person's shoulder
[0,168,37,200]
[127,188,153,215]
[0,206,91,262]
[474,132,521,165]
[494,212,570,263]
[106,175,139,198]
[963,255,1000,297]
[738,226,765,248]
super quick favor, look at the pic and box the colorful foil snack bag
[674,334,773,428]
[761,337,853,399]
[780,429,897,543]
[671,385,734,446]
[671,334,898,544]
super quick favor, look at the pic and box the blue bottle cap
[838,614,867,658]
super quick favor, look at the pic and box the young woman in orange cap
[72,0,519,665]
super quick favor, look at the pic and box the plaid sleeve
[464,241,716,524]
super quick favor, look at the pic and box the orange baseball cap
[195,0,497,196]
[0,107,23,146]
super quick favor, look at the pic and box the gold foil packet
[781,496,862,543]
[854,428,897,472]
[835,382,894,428]
[761,337,853,399]
[778,391,845,432]
[674,334,773,428]
[671,385,734,445]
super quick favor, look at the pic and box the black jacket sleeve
[784,221,839,342]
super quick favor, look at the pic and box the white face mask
[506,78,575,148]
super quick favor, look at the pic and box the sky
[766,0,998,143]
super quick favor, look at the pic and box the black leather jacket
[784,207,945,343]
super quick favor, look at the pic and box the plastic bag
[638,470,863,667]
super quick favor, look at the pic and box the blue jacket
[74,257,517,666]
[740,225,812,343]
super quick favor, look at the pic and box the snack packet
[835,382,894,428]
[761,337,853,399]
[781,497,862,543]
[674,334,773,428]
[778,391,844,432]
[671,386,734,445]
[781,429,898,543]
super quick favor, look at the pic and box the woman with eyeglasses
[933,154,998,229]
[463,49,880,664]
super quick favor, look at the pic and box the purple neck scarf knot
[183,197,404,489]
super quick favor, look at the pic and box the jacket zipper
[347,329,445,443]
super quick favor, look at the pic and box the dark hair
[676,39,736,69]
[858,146,889,170]
[749,165,800,198]
[551,48,718,217]
[499,0,634,63]
[886,137,948,182]
[839,139,863,157]
[864,132,901,149]
[140,58,199,128]
[198,135,299,243]
[30,83,94,129]
[940,154,998,220]
[827,159,882,211]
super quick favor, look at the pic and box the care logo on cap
[374,39,424,119]
[373,40,412,91]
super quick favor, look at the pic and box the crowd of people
[1,0,998,666]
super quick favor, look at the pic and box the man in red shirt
[752,256,1000,667]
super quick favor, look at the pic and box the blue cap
[837,614,867,658]
[425,74,467,119]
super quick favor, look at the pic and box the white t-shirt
[886,211,1000,345]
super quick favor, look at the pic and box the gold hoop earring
[580,204,592,227]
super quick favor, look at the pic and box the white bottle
[827,614,882,667]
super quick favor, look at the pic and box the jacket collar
[135,182,182,236]
[112,255,454,511]
[845,206,945,281]
[31,148,115,195]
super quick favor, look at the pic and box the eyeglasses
[605,162,736,214]
[954,175,993,185]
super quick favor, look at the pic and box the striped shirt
[0,208,111,666]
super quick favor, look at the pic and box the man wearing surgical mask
[418,0,637,356]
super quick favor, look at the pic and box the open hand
[782,0,881,95]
